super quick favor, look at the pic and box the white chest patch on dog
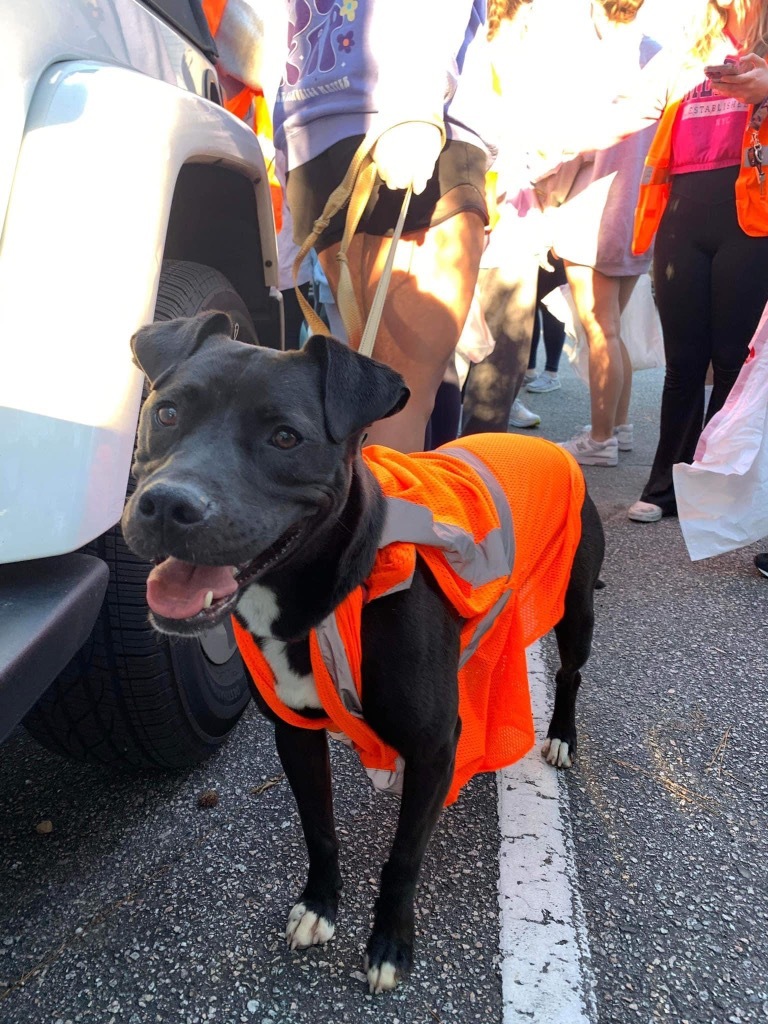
[261,637,322,711]
[237,584,321,711]
[237,583,282,638]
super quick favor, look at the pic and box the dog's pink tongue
[146,557,238,619]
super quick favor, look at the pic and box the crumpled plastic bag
[456,285,495,366]
[541,273,664,383]
[674,302,768,561]
[454,285,495,389]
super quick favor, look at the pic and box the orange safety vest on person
[633,96,768,255]
[201,0,283,231]
[233,434,585,806]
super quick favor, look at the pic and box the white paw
[366,959,399,994]
[285,903,335,949]
[541,737,572,769]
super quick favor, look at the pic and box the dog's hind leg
[543,492,604,769]
[273,720,343,949]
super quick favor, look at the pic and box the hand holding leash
[293,121,446,351]
[371,122,443,195]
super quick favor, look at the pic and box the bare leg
[615,275,639,426]
[319,211,485,453]
[564,264,639,441]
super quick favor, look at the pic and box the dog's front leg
[366,722,460,994]
[274,720,342,949]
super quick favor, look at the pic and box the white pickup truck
[0,0,282,767]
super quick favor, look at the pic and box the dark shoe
[755,553,768,578]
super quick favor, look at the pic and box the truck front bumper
[0,554,109,743]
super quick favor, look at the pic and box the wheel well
[163,163,281,345]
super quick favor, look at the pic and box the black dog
[122,312,604,994]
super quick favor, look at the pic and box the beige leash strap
[292,120,445,354]
[334,157,380,348]
[355,185,411,358]
[291,128,382,338]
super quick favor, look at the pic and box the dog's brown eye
[271,427,301,450]
[156,404,178,427]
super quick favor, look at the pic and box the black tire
[23,261,256,769]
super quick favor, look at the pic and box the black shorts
[287,137,489,252]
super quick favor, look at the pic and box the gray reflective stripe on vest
[364,759,405,796]
[314,610,365,720]
[445,446,516,666]
[641,164,670,186]
[459,589,511,668]
[377,445,515,596]
[328,728,406,796]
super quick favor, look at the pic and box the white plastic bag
[674,303,768,561]
[455,286,495,389]
[541,273,664,384]
[456,286,495,365]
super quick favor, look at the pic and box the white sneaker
[558,430,618,466]
[584,422,633,451]
[509,398,541,429]
[628,500,662,522]
[526,372,561,394]
[523,370,538,385]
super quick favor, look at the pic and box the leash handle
[293,120,445,355]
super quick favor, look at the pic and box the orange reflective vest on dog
[633,96,768,255]
[233,434,585,805]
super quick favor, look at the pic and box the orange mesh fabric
[364,444,511,618]
[440,434,585,799]
[235,434,585,805]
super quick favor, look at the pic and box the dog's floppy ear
[303,334,410,443]
[130,311,233,385]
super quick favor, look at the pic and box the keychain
[747,134,766,196]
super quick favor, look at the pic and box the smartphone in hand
[704,59,743,81]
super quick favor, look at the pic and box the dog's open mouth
[145,523,304,626]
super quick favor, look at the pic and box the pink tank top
[670,38,749,176]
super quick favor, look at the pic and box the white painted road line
[497,644,597,1024]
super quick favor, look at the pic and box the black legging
[528,256,567,374]
[642,166,768,514]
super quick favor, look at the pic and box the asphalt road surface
[1,359,767,1024]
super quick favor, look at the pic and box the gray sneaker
[526,372,561,393]
[509,398,541,428]
[628,500,662,522]
[584,422,633,451]
[558,430,618,466]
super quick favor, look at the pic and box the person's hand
[371,122,443,195]
[711,52,768,106]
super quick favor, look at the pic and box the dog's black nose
[136,482,210,528]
